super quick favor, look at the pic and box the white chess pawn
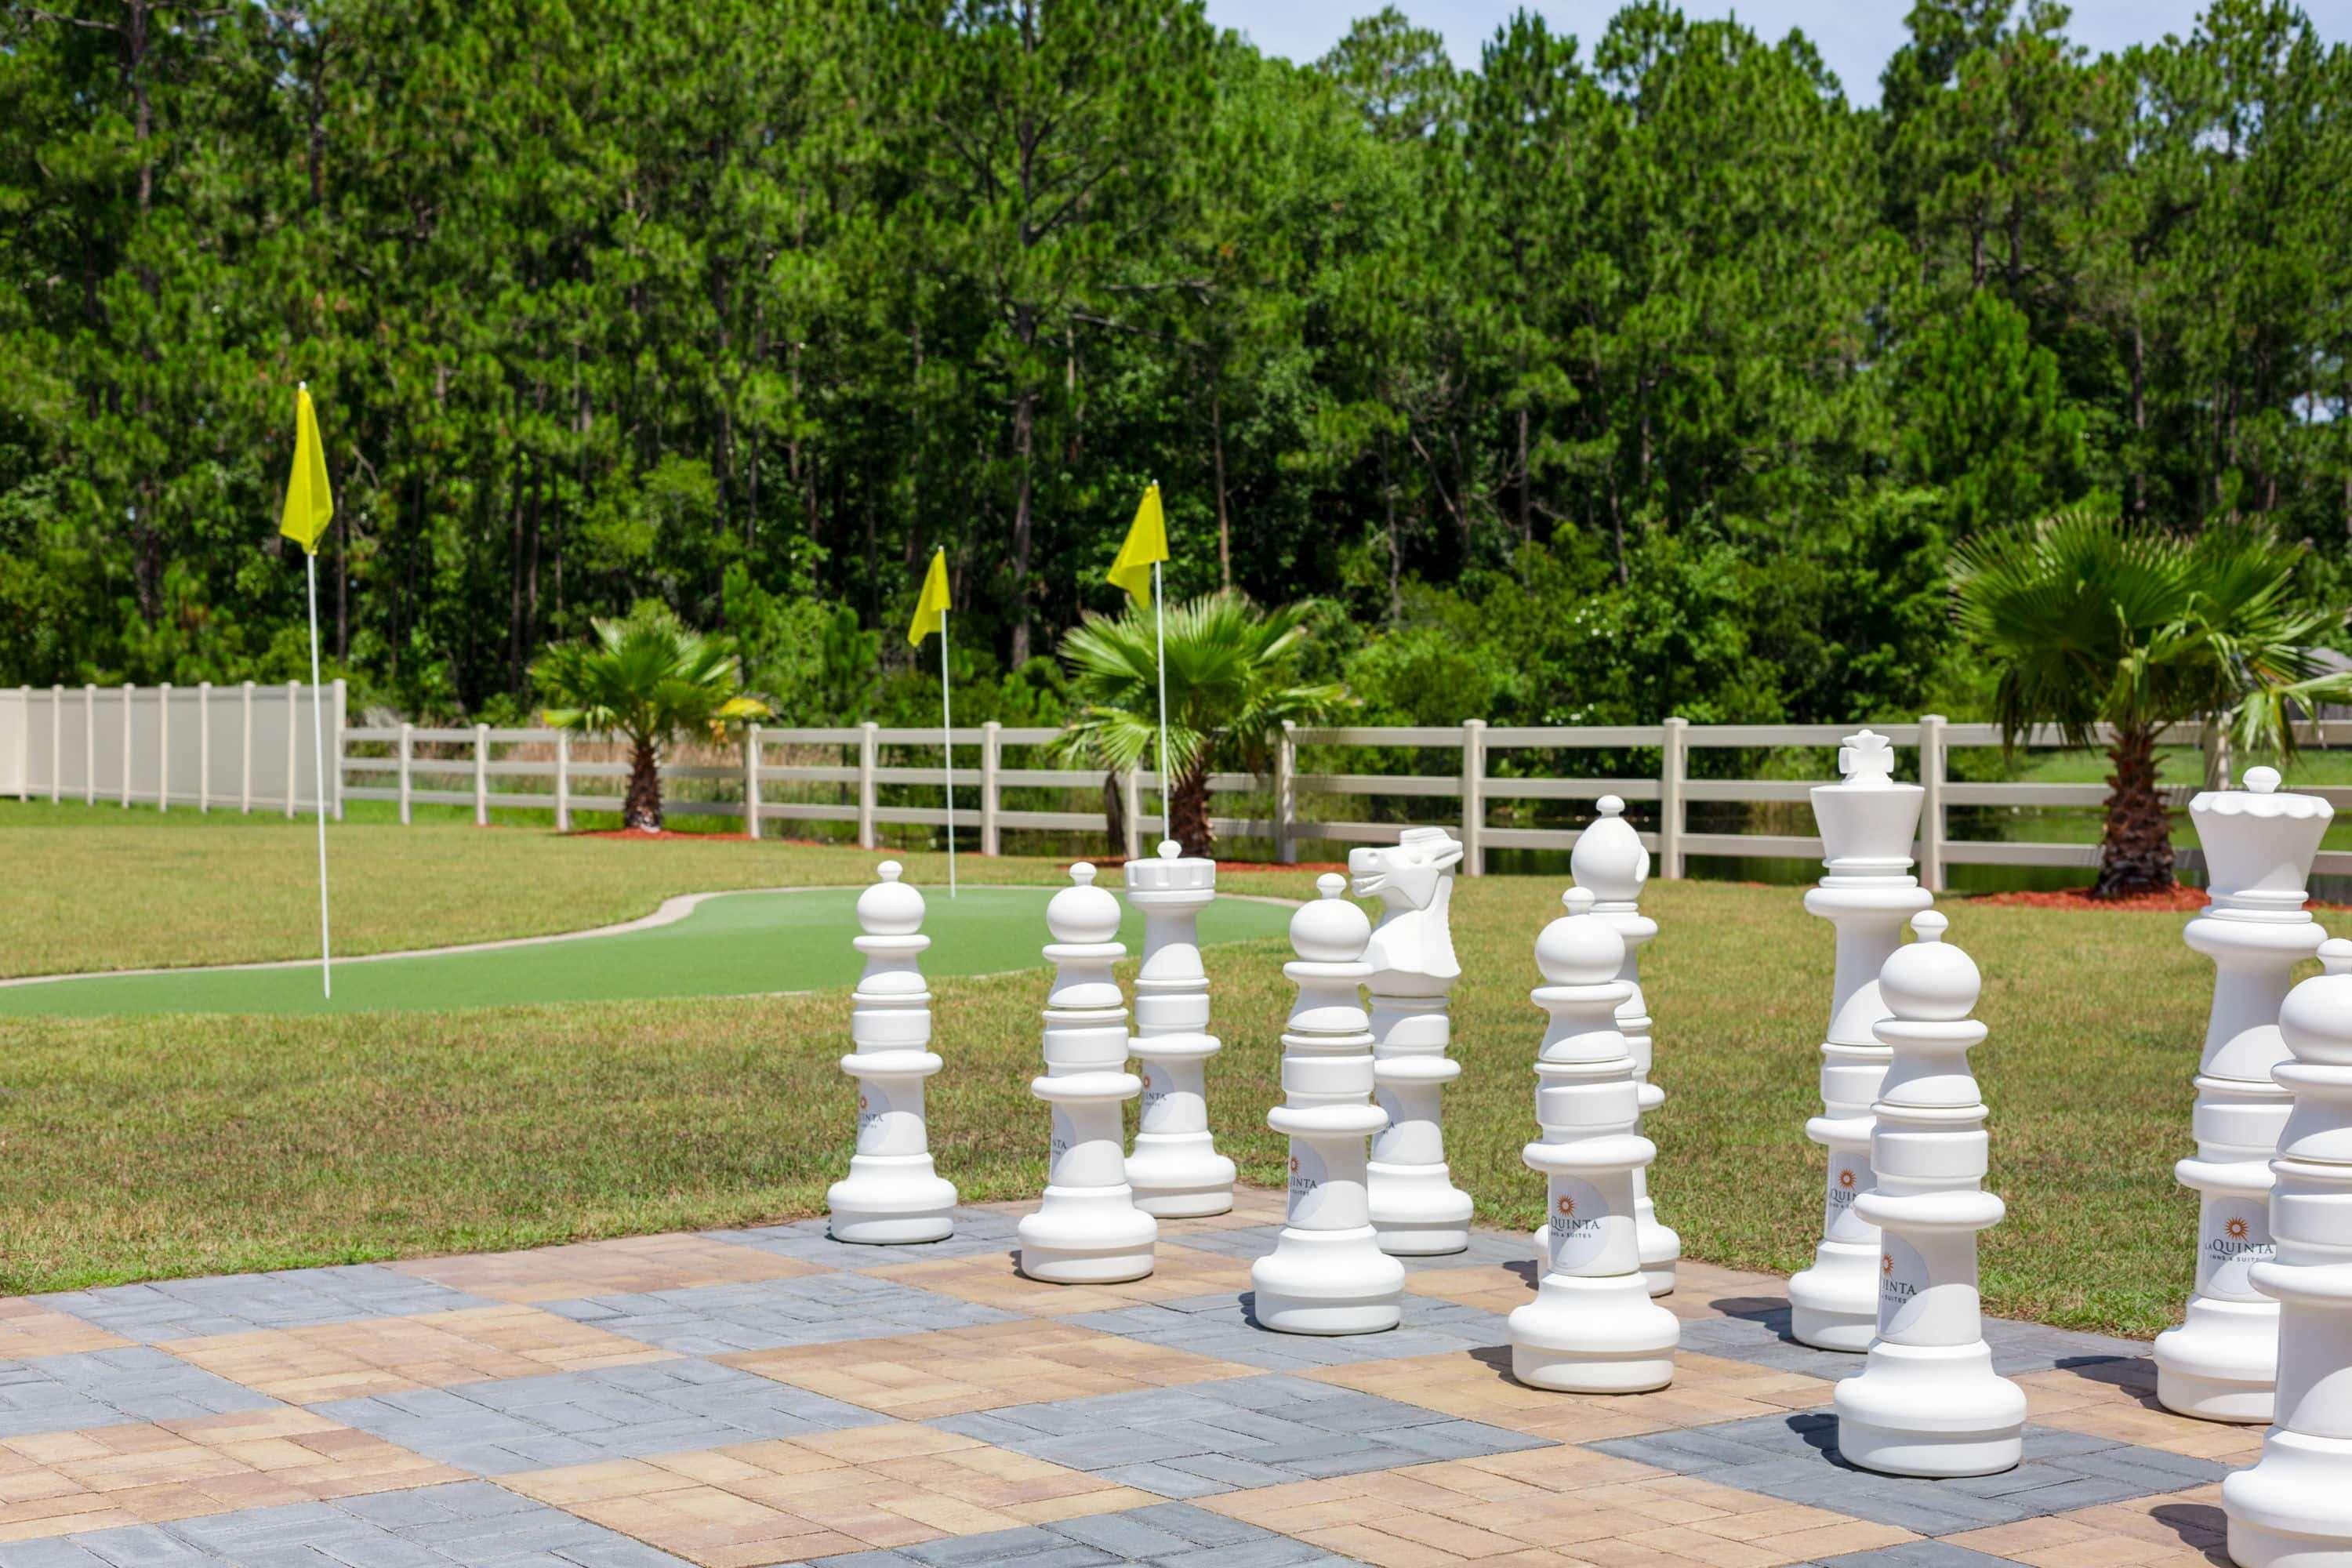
[1509,887,1679,1392]
[2224,940,2352,1565]
[1125,841,1236,1217]
[1017,863,1156,1283]
[1792,729,1933,1352]
[2158,765,2332,1424]
[1833,911,2024,1477]
[1572,796,1680,1297]
[1352,828,1475,1256]
[826,862,958,1243]
[1253,874,1406,1335]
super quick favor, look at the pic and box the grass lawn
[0,798,2223,1339]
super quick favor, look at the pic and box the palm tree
[1056,593,1348,859]
[1951,509,2351,897]
[535,608,770,832]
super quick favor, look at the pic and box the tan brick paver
[0,1300,131,1360]
[2013,1358,2263,1463]
[160,1304,676,1402]
[1307,1348,1833,1443]
[721,1316,1255,1417]
[390,1234,820,1303]
[1201,1448,1915,1567]
[0,1408,462,1543]
[1947,1482,2229,1566]
[505,1422,1152,1567]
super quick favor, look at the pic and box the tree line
[2,0,2347,731]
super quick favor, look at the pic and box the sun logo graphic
[1838,1168,1857,1190]
[1556,1195,1577,1218]
[1882,1253,1893,1275]
[1288,1155,1300,1174]
[857,1094,869,1112]
[2227,1216,2251,1240]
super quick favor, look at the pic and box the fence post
[1460,718,1486,876]
[85,684,96,806]
[1114,768,1138,859]
[49,684,62,804]
[1275,720,1298,866]
[474,723,490,826]
[197,682,211,811]
[742,723,762,840]
[284,681,299,817]
[122,684,135,808]
[1918,713,1947,895]
[857,721,878,849]
[554,730,571,833]
[397,719,416,822]
[981,720,1002,855]
[13,685,25,804]
[2202,713,2232,793]
[1659,716,1688,879]
[156,683,172,811]
[238,682,253,813]
[332,679,347,821]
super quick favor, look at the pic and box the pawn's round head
[1047,862,1122,945]
[2279,938,2352,1065]
[1536,884,1626,985]
[1290,872,1370,962]
[2245,765,2282,795]
[1878,909,1979,1022]
[855,859,925,936]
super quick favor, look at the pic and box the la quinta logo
[1556,1195,1577,1219]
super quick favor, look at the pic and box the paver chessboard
[0,1189,2235,1567]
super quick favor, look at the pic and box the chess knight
[1352,828,1477,1255]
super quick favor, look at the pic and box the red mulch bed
[568,828,760,843]
[1973,885,2210,912]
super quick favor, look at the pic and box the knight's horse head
[1348,828,1465,912]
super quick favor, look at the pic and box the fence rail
[7,686,2342,889]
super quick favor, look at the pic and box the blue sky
[1203,1,2352,107]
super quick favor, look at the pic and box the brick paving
[0,1189,2234,1567]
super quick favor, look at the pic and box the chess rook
[1017,863,1157,1283]
[1352,828,1475,1256]
[2157,765,2332,1424]
[1252,873,1406,1334]
[1833,911,2025,1477]
[1791,729,1933,1352]
[2223,940,2352,1566]
[1570,796,1679,1297]
[1124,841,1237,1218]
[825,862,958,1243]
[1508,887,1679,1393]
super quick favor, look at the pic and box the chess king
[1791,730,1933,1352]
[2156,765,2332,1423]
[1351,828,1476,1256]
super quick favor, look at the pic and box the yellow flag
[907,547,951,647]
[278,384,334,555]
[1106,482,1169,608]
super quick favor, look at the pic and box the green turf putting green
[0,884,1299,1018]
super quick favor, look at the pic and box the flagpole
[940,607,957,898]
[304,547,333,999]
[1152,550,1171,849]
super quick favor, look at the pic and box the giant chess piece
[2224,940,2352,1566]
[1791,729,1933,1352]
[826,862,958,1243]
[1252,874,1406,1334]
[1125,841,1236,1217]
[2157,764,2332,1423]
[1573,796,1680,1297]
[1833,911,2025,1476]
[1509,887,1679,1393]
[1352,827,1475,1256]
[1017,863,1156,1283]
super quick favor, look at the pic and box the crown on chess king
[2191,765,2333,920]
[1811,728,1924,878]
[1125,839,1216,895]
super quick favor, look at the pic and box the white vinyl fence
[1,681,345,817]
[8,688,2342,893]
